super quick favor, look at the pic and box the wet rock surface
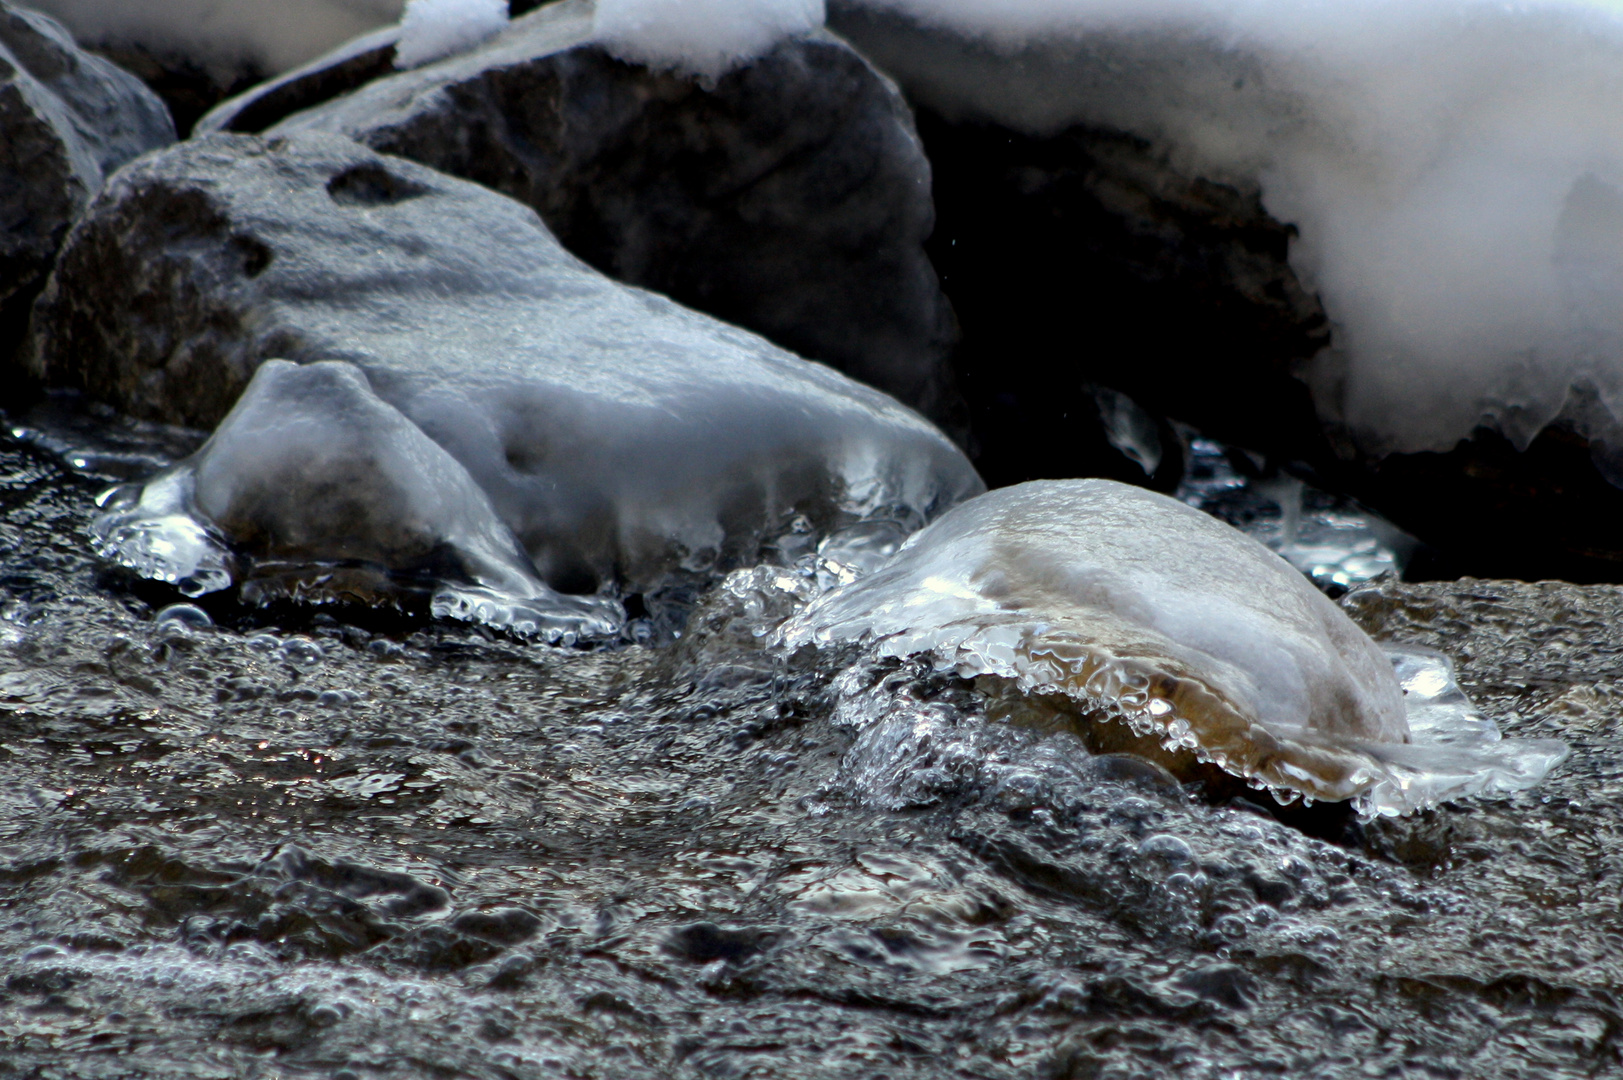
[266,1,958,421]
[0,1,172,365]
[2,421,1621,1079]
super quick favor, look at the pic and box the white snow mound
[594,0,826,81]
[779,479,1568,815]
[836,0,1623,468]
[395,0,507,68]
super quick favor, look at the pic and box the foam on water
[779,480,1567,816]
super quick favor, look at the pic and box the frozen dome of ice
[831,0,1623,464]
[93,361,621,642]
[779,480,1568,815]
[594,0,826,81]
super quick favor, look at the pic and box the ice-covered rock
[0,1,172,368]
[94,360,620,640]
[258,0,957,422]
[779,480,1567,815]
[21,132,981,621]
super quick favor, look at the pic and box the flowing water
[2,410,1622,1079]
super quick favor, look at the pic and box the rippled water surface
[3,422,1622,1079]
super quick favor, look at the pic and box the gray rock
[22,132,981,603]
[827,2,1329,491]
[0,1,172,361]
[260,0,958,423]
[195,25,400,137]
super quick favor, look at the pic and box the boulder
[0,1,172,364]
[828,0,1623,581]
[17,0,408,134]
[195,25,401,136]
[825,3,1329,490]
[21,132,981,611]
[256,0,958,424]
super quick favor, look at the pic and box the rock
[260,0,959,423]
[18,0,407,134]
[0,1,172,366]
[195,25,401,136]
[826,3,1329,490]
[23,132,981,611]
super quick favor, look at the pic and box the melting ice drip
[1175,434,1410,593]
[779,479,1567,817]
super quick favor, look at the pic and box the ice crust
[593,0,826,80]
[833,0,1623,463]
[65,134,980,638]
[779,480,1567,815]
[395,0,506,68]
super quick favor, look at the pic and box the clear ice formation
[45,134,982,638]
[779,479,1568,816]
[93,361,621,642]
[1174,434,1411,593]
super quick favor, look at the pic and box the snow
[593,0,826,81]
[834,0,1623,463]
[394,0,507,68]
[779,479,1567,814]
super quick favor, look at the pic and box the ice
[779,479,1567,815]
[45,133,981,638]
[593,0,826,81]
[834,0,1623,461]
[93,361,621,643]
[1174,434,1412,592]
[395,0,506,68]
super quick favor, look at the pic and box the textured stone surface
[0,1,171,364]
[21,132,980,595]
[267,0,959,423]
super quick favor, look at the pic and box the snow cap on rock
[594,0,826,81]
[395,0,507,68]
[833,0,1623,467]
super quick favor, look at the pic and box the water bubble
[280,638,324,666]
[153,603,213,635]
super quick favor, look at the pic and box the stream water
[2,410,1621,1079]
